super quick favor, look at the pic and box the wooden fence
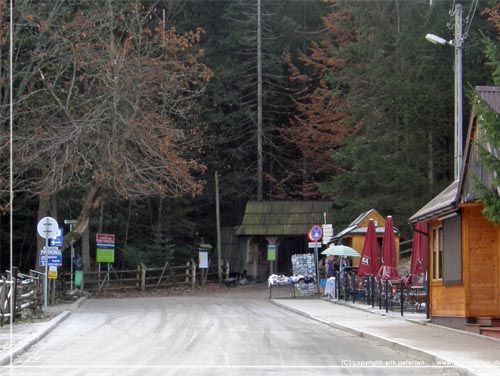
[79,258,230,293]
[1,268,42,326]
[1,258,230,324]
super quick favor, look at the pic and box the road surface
[1,288,459,376]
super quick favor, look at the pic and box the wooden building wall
[429,206,500,321]
[463,205,499,318]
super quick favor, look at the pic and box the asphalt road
[1,290,460,376]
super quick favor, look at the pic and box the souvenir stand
[268,253,317,299]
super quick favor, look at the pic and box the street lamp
[426,4,463,180]
[425,33,451,46]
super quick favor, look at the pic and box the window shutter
[443,214,462,285]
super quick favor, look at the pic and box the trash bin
[75,270,83,287]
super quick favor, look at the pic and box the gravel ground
[93,281,272,300]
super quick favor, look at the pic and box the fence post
[400,280,404,316]
[384,280,389,313]
[141,263,147,291]
[136,263,147,291]
[344,272,348,302]
[12,267,18,323]
[191,259,196,288]
[352,273,356,303]
[223,259,229,280]
[378,279,382,310]
[335,271,340,300]
[185,261,190,285]
[371,276,375,308]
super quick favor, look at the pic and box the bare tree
[1,1,211,264]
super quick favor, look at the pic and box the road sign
[308,242,322,248]
[307,225,323,242]
[322,224,334,244]
[96,248,115,263]
[96,233,115,263]
[37,217,59,239]
[95,234,115,248]
[49,227,64,247]
[48,266,58,280]
[39,246,62,267]
[267,244,277,261]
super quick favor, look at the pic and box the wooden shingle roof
[236,201,332,236]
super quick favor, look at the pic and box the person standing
[326,256,335,278]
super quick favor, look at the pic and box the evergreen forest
[1,0,500,272]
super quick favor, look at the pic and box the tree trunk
[63,183,103,250]
[82,226,90,272]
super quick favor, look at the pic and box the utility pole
[215,171,222,283]
[425,3,464,180]
[454,3,463,180]
[256,0,263,201]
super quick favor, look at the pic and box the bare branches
[1,1,211,209]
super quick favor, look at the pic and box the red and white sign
[96,233,115,244]
[307,225,323,242]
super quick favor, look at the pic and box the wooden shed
[332,209,400,268]
[409,86,500,334]
[236,201,333,279]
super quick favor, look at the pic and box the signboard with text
[96,233,115,263]
[39,247,62,267]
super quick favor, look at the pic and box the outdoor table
[268,281,295,299]
[408,286,427,312]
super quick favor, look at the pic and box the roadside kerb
[0,296,87,367]
[270,299,473,376]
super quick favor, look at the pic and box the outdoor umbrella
[321,245,361,258]
[404,221,428,287]
[377,215,401,281]
[357,219,380,277]
[321,245,360,273]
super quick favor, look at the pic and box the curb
[270,300,474,376]
[331,298,500,345]
[0,311,70,366]
[0,296,87,366]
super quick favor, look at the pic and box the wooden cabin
[235,201,333,279]
[332,208,400,269]
[409,86,500,335]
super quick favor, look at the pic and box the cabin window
[432,226,443,280]
[443,214,462,285]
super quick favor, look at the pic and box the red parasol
[405,221,428,287]
[357,219,380,277]
[377,215,401,281]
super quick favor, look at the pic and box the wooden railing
[1,258,230,324]
[1,268,42,326]
[64,258,230,294]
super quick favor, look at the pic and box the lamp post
[426,3,463,180]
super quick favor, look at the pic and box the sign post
[37,217,59,314]
[267,244,277,274]
[308,225,323,298]
[198,243,212,287]
[96,233,115,288]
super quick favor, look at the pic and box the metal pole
[454,3,463,179]
[215,171,222,284]
[70,240,74,291]
[43,228,49,314]
[314,244,320,298]
[400,280,404,316]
